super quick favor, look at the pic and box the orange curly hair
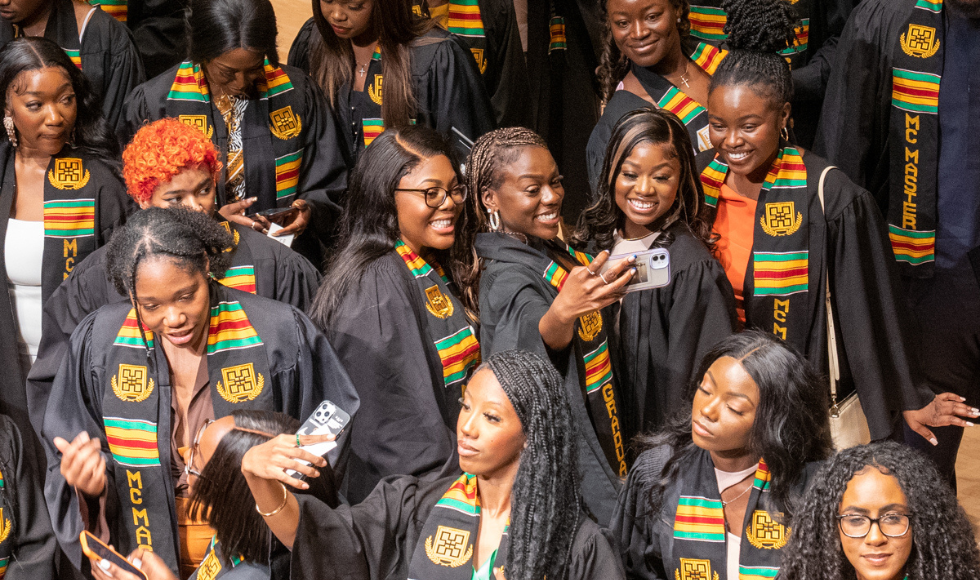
[122,118,222,204]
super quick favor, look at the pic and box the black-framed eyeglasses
[395,184,468,208]
[184,418,215,478]
[836,513,913,538]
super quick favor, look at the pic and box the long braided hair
[709,0,797,107]
[570,108,713,253]
[780,442,980,580]
[456,127,550,316]
[481,350,580,580]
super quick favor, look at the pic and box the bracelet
[255,481,288,517]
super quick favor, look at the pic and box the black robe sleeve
[823,169,933,435]
[325,258,457,504]
[117,81,152,150]
[480,0,531,128]
[83,9,146,130]
[286,18,316,74]
[789,0,854,103]
[0,415,59,580]
[236,227,322,308]
[567,518,628,580]
[93,161,137,246]
[608,446,671,580]
[478,264,553,358]
[124,0,188,79]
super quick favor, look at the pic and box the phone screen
[80,531,147,580]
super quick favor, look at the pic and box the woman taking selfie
[698,0,976,443]
[573,109,735,433]
[42,208,358,576]
[287,0,494,163]
[587,0,728,192]
[309,125,480,504]
[242,349,625,580]
[780,441,980,580]
[0,36,130,457]
[611,331,832,580]
[463,127,635,525]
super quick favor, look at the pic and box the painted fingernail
[302,482,310,489]
[930,438,938,445]
[631,268,637,274]
[966,422,975,427]
[313,470,320,477]
[99,559,111,571]
[131,558,142,569]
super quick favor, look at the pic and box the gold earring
[3,116,17,147]
[780,127,790,142]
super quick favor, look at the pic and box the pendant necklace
[678,60,691,88]
[721,481,752,507]
[357,63,369,77]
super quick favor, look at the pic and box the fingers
[53,436,69,453]
[297,433,336,446]
[601,256,637,280]
[274,211,307,236]
[914,424,938,446]
[587,250,610,274]
[253,215,273,229]
[220,197,258,216]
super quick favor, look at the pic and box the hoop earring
[3,116,17,147]
[487,210,500,232]
[780,126,790,142]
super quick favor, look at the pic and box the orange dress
[711,183,757,325]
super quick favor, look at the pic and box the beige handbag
[817,165,872,450]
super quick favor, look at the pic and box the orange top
[712,183,757,325]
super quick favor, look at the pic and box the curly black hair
[708,0,798,107]
[482,350,580,580]
[640,330,832,520]
[570,108,714,253]
[106,207,235,298]
[780,441,980,580]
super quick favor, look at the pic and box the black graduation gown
[324,252,463,505]
[0,414,59,580]
[610,445,821,580]
[118,63,350,250]
[288,21,495,165]
[615,223,736,434]
[0,0,145,129]
[90,0,188,79]
[25,220,322,441]
[41,285,360,570]
[0,144,132,469]
[697,148,932,439]
[289,474,625,580]
[474,233,624,525]
[683,0,854,147]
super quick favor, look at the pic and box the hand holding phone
[81,531,148,580]
[285,400,351,478]
[600,248,671,292]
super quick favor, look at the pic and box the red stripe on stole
[585,361,610,380]
[890,240,933,251]
[278,167,301,181]
[676,514,726,525]
[754,267,808,279]
[451,12,483,21]
[45,215,95,223]
[448,479,478,500]
[442,342,480,366]
[106,436,156,450]
[212,318,251,333]
[174,73,198,85]
[894,85,939,99]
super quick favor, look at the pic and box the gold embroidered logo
[424,525,473,567]
[0,509,10,544]
[218,221,241,246]
[901,24,940,58]
[675,558,719,580]
[178,115,213,138]
[470,48,487,74]
[412,4,423,16]
[425,285,455,319]
[746,510,790,549]
[196,548,222,580]
[111,364,154,403]
[216,363,265,403]
[48,158,90,190]
[269,106,302,140]
[368,74,383,105]
[577,311,603,342]
[761,202,802,237]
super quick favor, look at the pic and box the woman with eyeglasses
[780,441,980,580]
[308,125,479,504]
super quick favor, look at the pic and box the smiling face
[144,166,217,215]
[838,468,914,580]
[203,48,266,99]
[5,66,76,156]
[395,153,461,255]
[707,84,791,181]
[456,368,526,478]
[132,255,211,351]
[482,146,564,240]
[607,0,682,68]
[691,356,759,458]
[613,141,680,238]
[319,0,374,40]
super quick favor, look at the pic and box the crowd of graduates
[0,0,978,578]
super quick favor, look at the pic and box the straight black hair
[187,0,279,67]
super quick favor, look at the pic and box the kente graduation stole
[395,241,481,396]
[407,474,512,580]
[40,151,101,303]
[541,242,627,477]
[687,0,812,69]
[41,0,83,69]
[631,42,727,152]
[216,222,257,294]
[887,0,943,276]
[189,536,243,580]
[549,1,568,54]
[101,284,274,572]
[165,60,305,208]
[361,47,385,147]
[447,0,489,74]
[702,146,810,345]
[671,453,790,580]
[0,468,13,578]
[89,0,127,22]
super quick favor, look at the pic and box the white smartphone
[285,400,351,478]
[600,248,671,292]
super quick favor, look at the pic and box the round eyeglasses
[184,418,215,478]
[395,184,468,208]
[836,513,912,538]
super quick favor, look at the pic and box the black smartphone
[249,206,297,220]
[80,531,148,580]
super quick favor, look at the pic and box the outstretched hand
[903,392,979,445]
[551,250,635,321]
[240,432,333,491]
[54,432,106,498]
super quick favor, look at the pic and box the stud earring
[3,116,17,147]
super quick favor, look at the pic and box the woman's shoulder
[800,149,872,220]
[131,62,184,101]
[601,91,654,125]
[409,26,472,75]
[81,6,136,50]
